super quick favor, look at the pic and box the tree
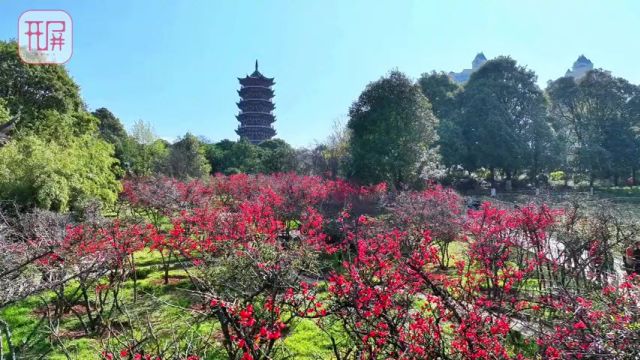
[458,57,551,184]
[0,99,12,146]
[130,119,156,146]
[547,70,640,185]
[258,138,296,174]
[120,120,169,176]
[628,85,640,183]
[418,71,460,121]
[92,108,127,145]
[418,72,466,167]
[347,70,438,188]
[0,43,121,210]
[0,135,121,211]
[322,118,350,179]
[205,139,264,175]
[162,133,211,179]
[0,41,83,130]
[92,107,128,172]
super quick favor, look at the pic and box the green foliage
[321,119,351,179]
[547,70,640,185]
[206,139,263,174]
[92,108,128,168]
[418,71,460,121]
[121,137,169,176]
[0,135,121,211]
[0,41,83,126]
[118,120,169,176]
[348,70,439,188]
[93,107,127,144]
[0,99,9,125]
[205,138,298,175]
[258,138,296,173]
[456,57,555,181]
[418,72,466,169]
[550,171,565,182]
[162,133,211,179]
[0,41,123,211]
[17,110,100,145]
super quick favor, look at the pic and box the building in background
[564,55,594,79]
[236,61,276,144]
[448,52,487,84]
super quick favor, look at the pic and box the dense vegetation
[2,174,640,359]
[2,38,640,359]
[4,40,640,208]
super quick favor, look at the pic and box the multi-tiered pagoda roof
[235,61,276,144]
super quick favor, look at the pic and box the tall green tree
[205,139,264,175]
[92,107,128,171]
[162,133,211,179]
[347,70,438,188]
[547,70,640,185]
[418,72,465,167]
[458,57,551,183]
[322,119,351,179]
[120,120,169,176]
[0,41,121,210]
[93,107,127,145]
[0,41,83,129]
[258,139,296,174]
[0,99,9,125]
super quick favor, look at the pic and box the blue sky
[1,1,639,147]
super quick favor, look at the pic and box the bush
[0,135,121,211]
[549,171,565,182]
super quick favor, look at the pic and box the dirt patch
[33,302,94,317]
[56,329,86,340]
[149,275,187,286]
[70,303,91,315]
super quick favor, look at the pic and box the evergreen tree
[347,71,438,188]
[458,57,551,183]
[547,70,640,185]
[163,133,211,179]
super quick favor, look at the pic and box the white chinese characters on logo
[18,10,73,64]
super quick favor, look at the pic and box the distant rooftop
[565,55,594,79]
[472,53,487,69]
[449,52,488,84]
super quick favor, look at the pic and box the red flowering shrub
[387,184,463,268]
[4,175,640,359]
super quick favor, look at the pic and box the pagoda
[236,60,276,144]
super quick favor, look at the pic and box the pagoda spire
[235,62,276,144]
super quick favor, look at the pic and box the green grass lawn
[1,248,342,359]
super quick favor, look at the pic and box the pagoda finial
[255,60,258,72]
